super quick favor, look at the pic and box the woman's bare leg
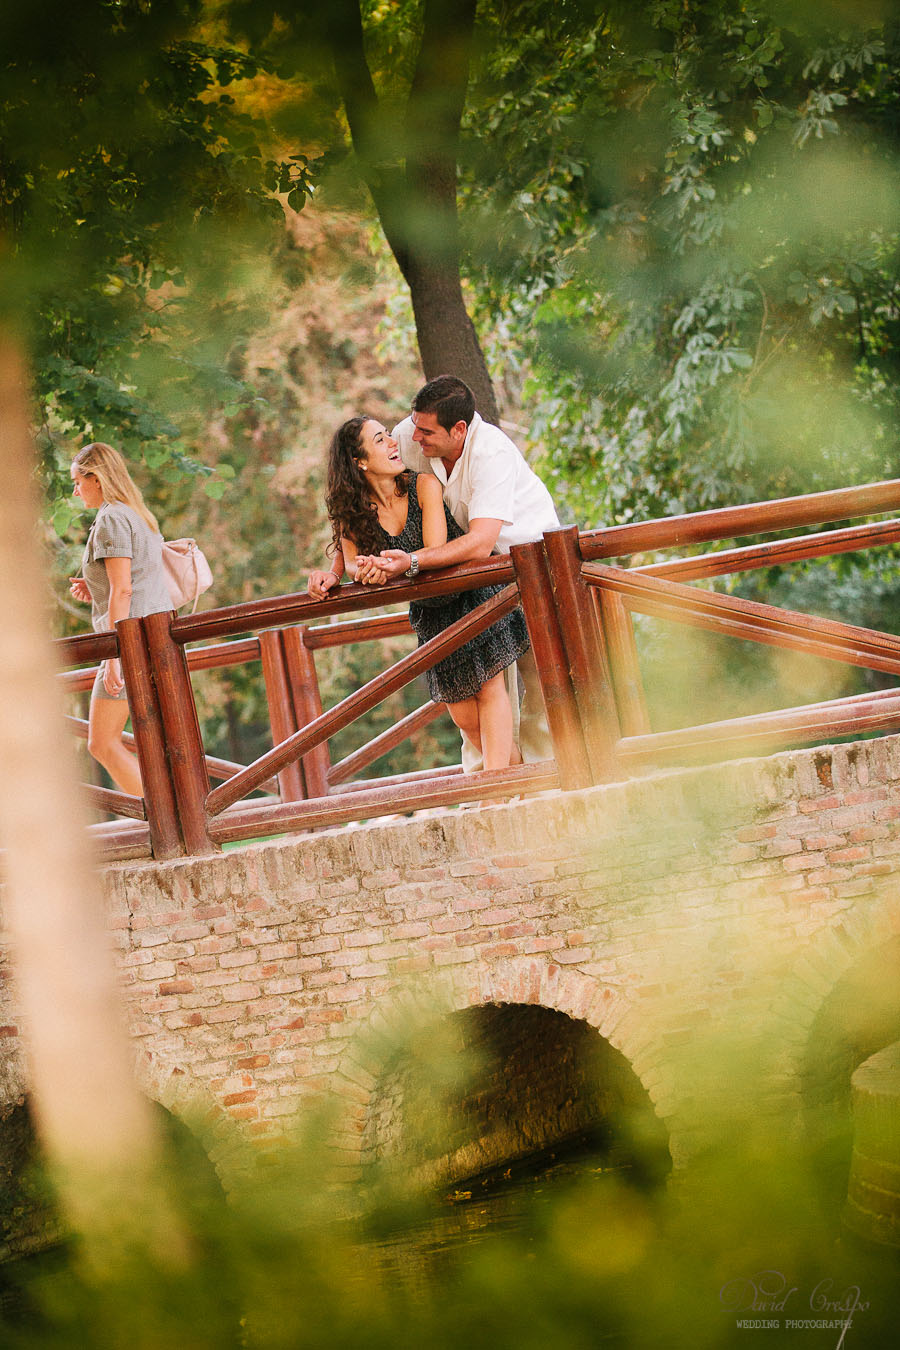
[445,696,483,762]
[474,672,516,771]
[87,698,142,796]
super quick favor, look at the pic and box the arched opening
[362,1002,671,1198]
[0,1095,227,1323]
[0,1099,58,1262]
[800,935,900,1218]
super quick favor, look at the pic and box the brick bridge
[4,731,900,1205]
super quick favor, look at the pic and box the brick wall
[2,733,900,1184]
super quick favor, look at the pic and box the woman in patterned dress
[325,416,530,771]
[69,443,172,795]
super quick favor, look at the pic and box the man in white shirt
[308,375,560,765]
[385,383,560,564]
[369,375,559,766]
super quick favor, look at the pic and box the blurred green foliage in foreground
[1,1067,898,1349]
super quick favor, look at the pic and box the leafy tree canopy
[217,0,900,531]
[456,0,900,526]
[0,0,310,528]
[9,0,899,556]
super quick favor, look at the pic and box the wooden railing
[56,476,900,863]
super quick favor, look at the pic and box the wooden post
[259,629,305,803]
[117,617,183,859]
[509,539,593,790]
[542,527,621,781]
[282,625,331,799]
[596,590,651,737]
[142,611,215,855]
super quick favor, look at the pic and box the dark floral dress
[378,473,530,704]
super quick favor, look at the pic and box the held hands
[69,576,91,603]
[356,550,411,583]
[313,550,413,588]
[353,555,392,586]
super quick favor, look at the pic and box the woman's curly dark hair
[325,416,410,558]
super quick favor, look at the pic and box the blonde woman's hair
[72,442,160,533]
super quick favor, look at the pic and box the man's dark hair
[412,375,476,433]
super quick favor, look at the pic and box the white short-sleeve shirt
[392,412,559,554]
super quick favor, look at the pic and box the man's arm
[356,517,503,581]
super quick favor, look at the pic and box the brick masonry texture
[3,733,900,1178]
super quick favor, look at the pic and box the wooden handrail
[56,477,900,668]
[56,629,120,666]
[582,563,900,675]
[327,699,448,785]
[59,635,262,686]
[54,472,900,861]
[209,759,558,846]
[617,687,900,765]
[83,784,146,821]
[334,763,463,793]
[206,585,521,815]
[580,477,900,560]
[65,714,272,788]
[305,610,414,650]
[170,557,513,646]
[636,517,900,582]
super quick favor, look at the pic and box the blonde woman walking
[69,443,172,795]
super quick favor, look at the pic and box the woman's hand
[307,569,341,600]
[69,576,91,603]
[354,555,390,585]
[102,658,125,697]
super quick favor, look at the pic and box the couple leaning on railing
[306,374,559,778]
[67,374,557,799]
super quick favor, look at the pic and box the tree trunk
[404,253,498,421]
[0,334,185,1263]
[322,0,499,423]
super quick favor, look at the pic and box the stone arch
[331,957,673,1183]
[0,1096,59,1263]
[0,1068,233,1266]
[0,1042,26,1120]
[770,892,900,1213]
[131,1049,244,1193]
[771,890,900,1078]
[801,940,900,1216]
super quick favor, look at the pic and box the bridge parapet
[3,730,899,1183]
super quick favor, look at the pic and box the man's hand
[307,569,341,600]
[372,550,413,580]
[353,555,390,585]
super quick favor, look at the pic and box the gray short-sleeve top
[82,502,172,632]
